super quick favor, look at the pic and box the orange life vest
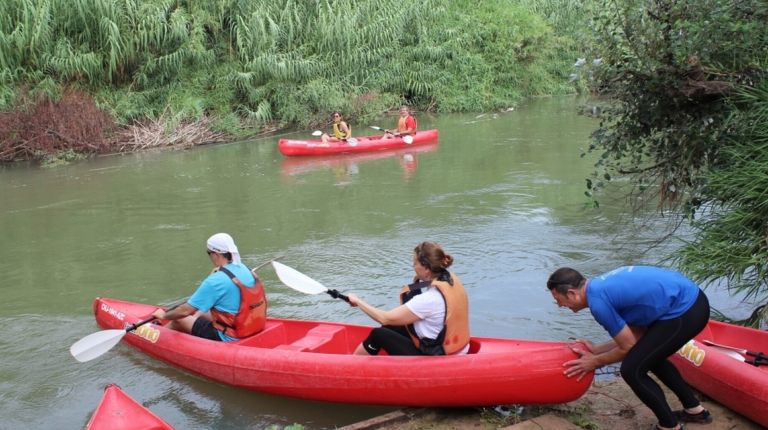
[211,267,267,338]
[399,272,470,355]
[397,115,417,134]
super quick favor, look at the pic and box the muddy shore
[337,378,763,430]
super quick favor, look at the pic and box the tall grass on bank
[1,0,591,160]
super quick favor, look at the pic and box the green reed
[1,0,588,127]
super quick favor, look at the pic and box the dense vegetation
[0,0,587,162]
[584,0,768,324]
[3,0,767,323]
[675,83,768,325]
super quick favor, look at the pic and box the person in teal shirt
[152,233,257,341]
[547,266,712,430]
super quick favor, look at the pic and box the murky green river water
[0,96,752,429]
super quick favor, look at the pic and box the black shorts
[191,317,222,341]
[363,325,422,356]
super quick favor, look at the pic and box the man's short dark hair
[547,267,585,294]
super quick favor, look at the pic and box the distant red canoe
[671,320,768,427]
[278,129,439,156]
[281,143,438,177]
[93,297,592,407]
[86,384,173,430]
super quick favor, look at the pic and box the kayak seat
[234,320,287,347]
[273,325,346,353]
[468,340,481,354]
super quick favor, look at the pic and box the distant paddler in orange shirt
[382,105,417,139]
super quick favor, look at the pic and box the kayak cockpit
[234,320,365,354]
[234,319,484,355]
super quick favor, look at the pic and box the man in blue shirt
[547,266,712,430]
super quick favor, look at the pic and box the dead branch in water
[115,116,228,152]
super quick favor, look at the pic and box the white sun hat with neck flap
[206,233,241,264]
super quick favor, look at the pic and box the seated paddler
[321,111,352,146]
[152,233,267,341]
[347,241,470,356]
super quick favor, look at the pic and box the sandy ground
[338,378,764,430]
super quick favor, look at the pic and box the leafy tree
[675,84,768,326]
[585,0,768,324]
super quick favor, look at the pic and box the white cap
[206,233,241,264]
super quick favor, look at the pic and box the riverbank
[338,378,763,430]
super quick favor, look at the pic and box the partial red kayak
[671,320,768,427]
[85,384,173,430]
[93,297,592,407]
[278,129,438,156]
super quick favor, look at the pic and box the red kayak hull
[278,129,439,156]
[92,297,592,407]
[671,320,768,427]
[281,143,438,177]
[86,384,173,430]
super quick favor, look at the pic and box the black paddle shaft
[326,289,350,303]
[125,302,183,332]
[746,351,767,366]
[125,316,157,332]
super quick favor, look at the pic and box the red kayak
[671,320,768,427]
[278,129,439,156]
[281,143,438,177]
[92,297,592,407]
[85,384,173,430]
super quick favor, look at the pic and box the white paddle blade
[708,346,746,362]
[370,126,384,131]
[702,339,748,354]
[70,329,127,362]
[311,130,323,136]
[403,135,414,144]
[272,261,328,295]
[721,350,747,362]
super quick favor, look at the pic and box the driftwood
[114,116,228,152]
[680,79,733,98]
[678,55,734,99]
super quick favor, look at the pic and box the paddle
[272,261,350,302]
[702,340,767,366]
[703,343,752,362]
[369,126,413,144]
[70,309,174,363]
[70,256,282,363]
[311,130,323,136]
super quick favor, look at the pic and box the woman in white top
[347,242,470,356]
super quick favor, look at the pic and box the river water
[0,96,754,429]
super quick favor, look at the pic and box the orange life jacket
[397,115,417,134]
[399,272,470,355]
[211,267,267,338]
